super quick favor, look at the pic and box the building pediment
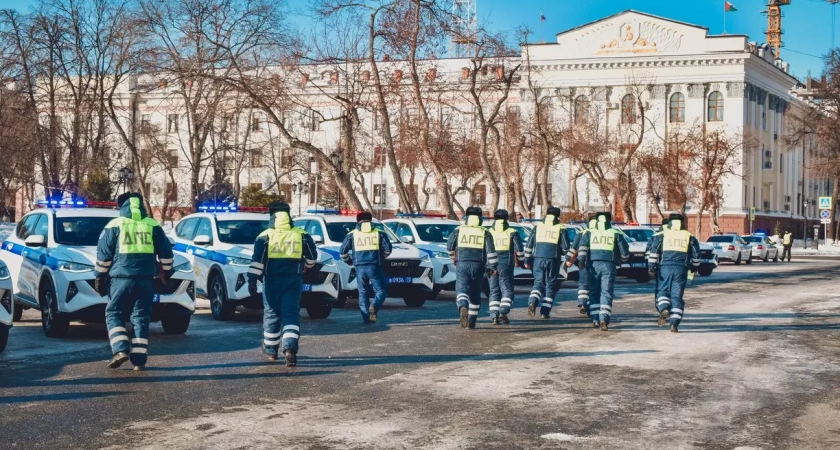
[549,10,745,59]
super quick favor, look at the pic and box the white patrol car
[383,215,457,297]
[294,210,434,308]
[169,206,340,321]
[1,200,196,338]
[617,224,718,278]
[0,260,12,353]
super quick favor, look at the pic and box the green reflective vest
[589,229,617,251]
[107,217,158,254]
[266,228,304,259]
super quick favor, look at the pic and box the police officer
[488,209,524,325]
[340,211,392,324]
[524,206,569,319]
[646,217,671,314]
[782,229,793,261]
[248,202,318,367]
[96,192,173,371]
[575,212,629,331]
[447,206,497,329]
[567,214,596,316]
[647,213,700,332]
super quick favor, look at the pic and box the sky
[1,0,836,80]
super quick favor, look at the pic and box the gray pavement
[2,260,840,449]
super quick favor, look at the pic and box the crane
[762,0,791,59]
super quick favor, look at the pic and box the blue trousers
[529,258,560,316]
[105,277,154,367]
[577,265,590,308]
[587,261,616,325]
[356,265,388,321]
[263,275,302,355]
[655,265,687,326]
[456,261,485,325]
[488,258,515,317]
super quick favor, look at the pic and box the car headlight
[421,254,431,263]
[0,264,9,280]
[58,261,94,273]
[431,251,450,259]
[226,256,251,267]
[322,257,336,267]
[174,261,193,272]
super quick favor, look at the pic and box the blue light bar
[36,198,88,208]
[197,202,239,213]
[306,209,341,215]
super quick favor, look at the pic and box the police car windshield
[707,235,735,243]
[622,228,654,243]
[742,236,764,243]
[511,226,530,242]
[566,228,577,242]
[216,220,269,244]
[326,222,399,244]
[55,217,113,246]
[415,224,457,243]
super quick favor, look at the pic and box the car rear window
[55,217,113,246]
[622,228,654,243]
[743,236,763,243]
[415,223,457,243]
[707,236,733,243]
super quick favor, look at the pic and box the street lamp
[330,151,345,211]
[292,180,308,216]
[803,198,810,248]
[117,167,135,196]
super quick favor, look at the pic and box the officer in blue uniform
[96,192,173,371]
[647,212,700,332]
[567,214,596,316]
[447,206,497,329]
[646,217,671,314]
[576,212,629,331]
[340,211,392,324]
[523,207,569,319]
[487,209,524,325]
[248,202,318,367]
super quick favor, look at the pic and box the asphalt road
[2,260,840,449]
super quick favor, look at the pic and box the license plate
[387,277,412,284]
[631,263,647,268]
[302,284,312,292]
[153,294,160,303]
[701,259,714,264]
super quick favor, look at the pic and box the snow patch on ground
[541,432,591,441]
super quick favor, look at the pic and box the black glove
[94,276,110,296]
[248,280,259,297]
[648,266,657,279]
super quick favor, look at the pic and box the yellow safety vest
[352,229,380,251]
[106,217,158,254]
[535,223,564,244]
[783,233,792,245]
[489,225,515,252]
[589,229,617,251]
[265,229,304,259]
[457,226,485,249]
[663,229,691,253]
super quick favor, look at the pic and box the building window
[167,114,178,133]
[621,94,637,124]
[309,110,320,131]
[440,106,453,129]
[373,184,386,205]
[472,185,486,206]
[250,149,262,167]
[167,148,179,167]
[140,114,151,131]
[281,148,294,168]
[165,183,178,202]
[506,105,520,128]
[251,114,261,132]
[279,183,292,202]
[707,91,724,122]
[574,96,589,124]
[373,146,385,167]
[669,93,685,123]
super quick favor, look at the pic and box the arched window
[669,92,685,123]
[621,94,637,124]
[574,95,589,124]
[707,91,724,122]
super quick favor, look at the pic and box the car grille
[303,263,328,284]
[383,259,424,278]
[86,278,185,295]
[700,249,714,259]
[628,252,647,263]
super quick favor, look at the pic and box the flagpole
[723,2,727,35]
[540,10,544,43]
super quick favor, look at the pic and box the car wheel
[12,304,22,322]
[734,253,742,265]
[209,274,235,321]
[333,291,348,308]
[0,324,7,353]
[745,253,752,265]
[403,293,426,308]
[431,287,442,300]
[306,300,332,319]
[635,272,651,283]
[763,252,769,262]
[698,267,713,277]
[40,280,69,338]
[161,314,191,334]
[773,252,779,262]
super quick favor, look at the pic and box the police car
[0,260,12,353]
[2,199,196,338]
[169,204,340,320]
[294,210,434,308]
[383,214,457,296]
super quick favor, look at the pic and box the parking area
[2,259,840,449]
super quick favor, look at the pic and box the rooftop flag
[725,1,737,12]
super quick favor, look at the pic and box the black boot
[108,351,129,369]
[284,350,297,367]
[491,316,500,325]
[658,309,670,327]
[527,302,536,317]
[579,305,587,315]
[459,306,469,328]
[500,314,510,325]
[670,324,679,333]
[600,322,609,332]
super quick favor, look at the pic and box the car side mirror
[312,235,324,244]
[193,235,212,246]
[400,235,415,244]
[24,235,46,247]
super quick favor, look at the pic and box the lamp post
[292,180,308,216]
[117,167,135,197]
[803,198,809,249]
[330,151,345,211]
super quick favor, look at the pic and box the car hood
[699,243,714,251]
[628,242,647,253]
[318,243,429,264]
[51,246,190,267]
[415,243,449,256]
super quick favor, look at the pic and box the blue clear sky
[2,0,835,79]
